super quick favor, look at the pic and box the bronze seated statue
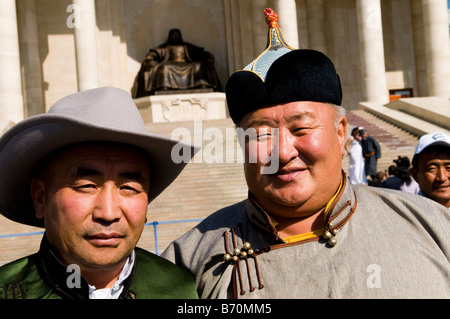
[135,29,221,97]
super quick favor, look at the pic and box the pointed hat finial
[243,8,294,81]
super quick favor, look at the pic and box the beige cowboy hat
[0,87,200,227]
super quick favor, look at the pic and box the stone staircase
[0,110,421,265]
[345,109,419,172]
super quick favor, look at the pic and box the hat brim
[0,113,199,228]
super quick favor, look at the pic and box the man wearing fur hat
[162,10,449,298]
[0,87,199,299]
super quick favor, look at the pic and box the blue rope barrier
[144,218,203,255]
[0,218,204,256]
[0,231,44,238]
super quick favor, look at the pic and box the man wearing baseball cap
[411,132,450,209]
[0,87,199,299]
[162,9,449,298]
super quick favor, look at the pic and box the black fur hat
[225,49,342,124]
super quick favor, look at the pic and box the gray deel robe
[162,174,450,298]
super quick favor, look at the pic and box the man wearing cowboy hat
[0,87,199,299]
[162,11,450,298]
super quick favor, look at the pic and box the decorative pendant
[323,222,339,247]
[223,241,254,262]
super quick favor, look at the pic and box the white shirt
[88,251,135,299]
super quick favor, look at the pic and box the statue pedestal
[134,92,228,123]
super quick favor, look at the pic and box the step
[359,102,450,136]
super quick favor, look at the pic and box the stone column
[422,0,450,98]
[410,0,428,96]
[356,0,389,104]
[17,0,45,117]
[306,0,327,54]
[251,0,269,54]
[273,0,299,48]
[0,0,24,132]
[73,0,99,91]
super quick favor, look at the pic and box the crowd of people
[381,156,420,194]
[347,150,420,195]
[346,129,450,209]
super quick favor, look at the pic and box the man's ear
[338,116,348,157]
[31,178,46,220]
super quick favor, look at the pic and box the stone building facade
[1,0,450,132]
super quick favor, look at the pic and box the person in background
[344,126,367,185]
[359,129,381,180]
[382,165,402,190]
[397,166,419,194]
[411,132,450,209]
[395,157,419,194]
[368,171,384,188]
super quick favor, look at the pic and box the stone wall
[3,0,449,129]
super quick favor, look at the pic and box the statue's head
[168,29,183,44]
